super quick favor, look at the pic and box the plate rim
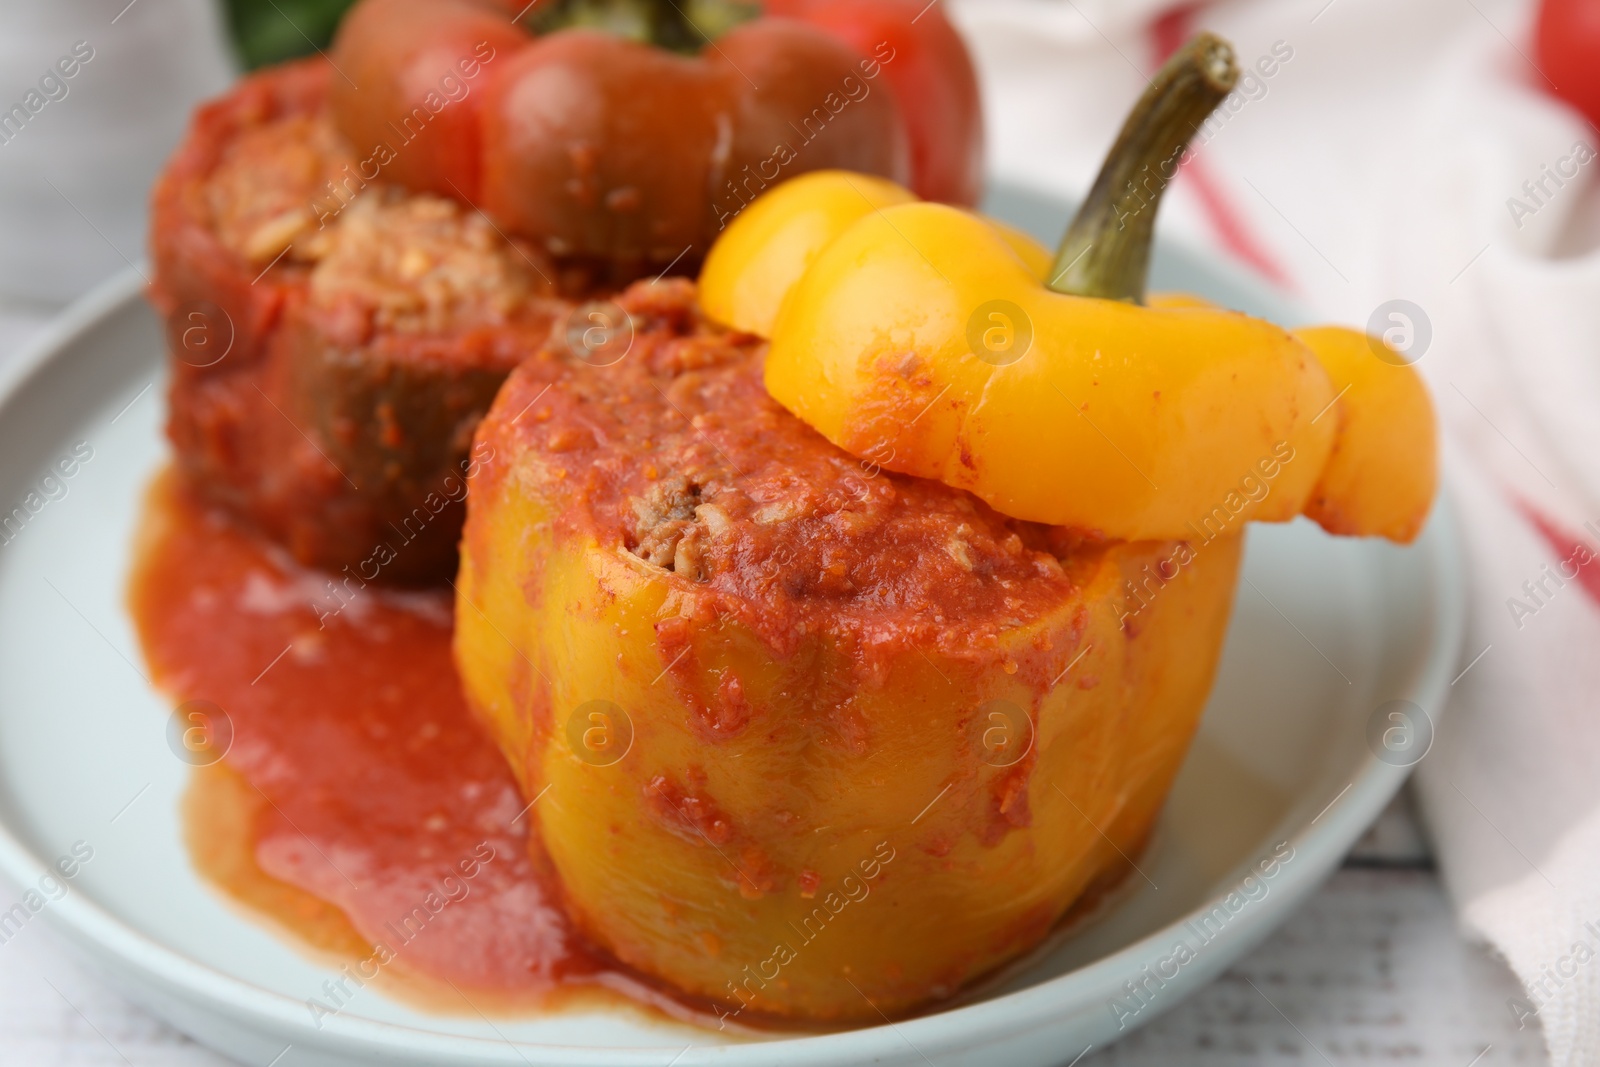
[0,247,1467,1064]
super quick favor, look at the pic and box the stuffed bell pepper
[453,32,1436,1020]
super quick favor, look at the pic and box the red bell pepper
[328,0,983,266]
[767,0,984,206]
[478,18,908,268]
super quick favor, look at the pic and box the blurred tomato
[1536,0,1600,126]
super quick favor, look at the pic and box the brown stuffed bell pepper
[150,60,566,583]
[151,0,976,583]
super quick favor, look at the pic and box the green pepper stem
[1048,33,1240,304]
[527,0,758,53]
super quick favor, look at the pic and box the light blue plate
[0,183,1463,1066]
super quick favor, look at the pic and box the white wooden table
[0,305,1549,1066]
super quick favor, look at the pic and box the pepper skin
[740,201,1434,543]
[699,170,1049,338]
[329,0,526,203]
[761,200,1337,541]
[482,21,906,269]
[453,280,1245,1020]
[1295,326,1438,543]
[768,0,984,206]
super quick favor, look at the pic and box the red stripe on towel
[1520,501,1600,610]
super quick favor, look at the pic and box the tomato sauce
[127,468,726,1025]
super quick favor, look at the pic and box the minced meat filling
[490,280,1101,650]
[206,113,355,266]
[205,111,550,336]
[631,474,710,578]
[307,189,549,335]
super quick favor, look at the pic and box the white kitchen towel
[0,0,235,303]
[949,0,1600,1062]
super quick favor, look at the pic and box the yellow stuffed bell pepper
[455,279,1246,1023]
[701,34,1437,545]
[453,32,1432,1028]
